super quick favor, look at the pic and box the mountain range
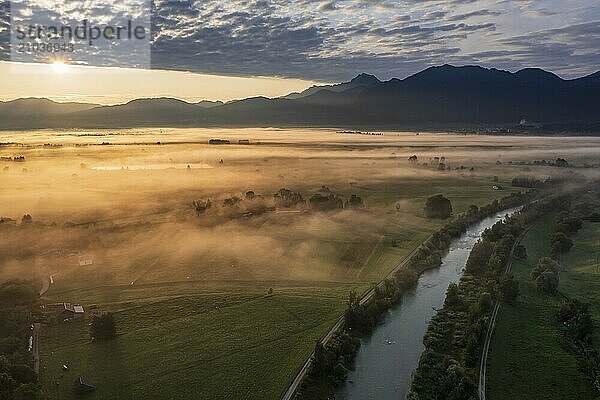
[1,65,599,133]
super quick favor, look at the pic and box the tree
[512,176,544,188]
[344,194,364,209]
[424,194,453,219]
[555,299,593,342]
[549,232,573,257]
[556,216,583,235]
[465,241,494,273]
[14,383,44,400]
[445,283,461,307]
[347,290,359,309]
[513,244,527,261]
[555,158,569,167]
[536,270,559,294]
[500,275,519,304]
[192,199,211,215]
[273,188,305,209]
[311,341,326,377]
[90,313,117,340]
[531,257,560,294]
[309,192,343,211]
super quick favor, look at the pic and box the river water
[336,208,518,400]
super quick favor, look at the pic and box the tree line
[0,281,44,400]
[408,193,572,400]
[192,187,365,219]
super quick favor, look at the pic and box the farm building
[48,303,85,321]
[73,377,96,393]
[78,258,93,266]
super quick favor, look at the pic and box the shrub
[90,312,117,340]
[500,275,520,304]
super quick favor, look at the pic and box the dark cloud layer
[1,0,599,81]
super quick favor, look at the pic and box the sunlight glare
[51,61,68,74]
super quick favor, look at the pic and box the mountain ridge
[1,65,599,133]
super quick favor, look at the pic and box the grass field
[487,213,597,400]
[40,282,368,400]
[561,221,600,348]
[2,129,596,399]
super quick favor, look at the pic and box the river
[336,208,519,400]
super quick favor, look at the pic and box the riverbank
[336,209,517,399]
[408,193,574,399]
[292,192,532,400]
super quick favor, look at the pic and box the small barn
[73,377,96,393]
[51,303,85,321]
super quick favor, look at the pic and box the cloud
[1,0,598,81]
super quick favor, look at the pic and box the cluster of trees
[193,187,366,218]
[512,157,570,167]
[308,187,364,211]
[344,270,418,335]
[294,332,361,399]
[550,212,582,256]
[531,158,569,167]
[0,281,44,400]
[192,190,268,218]
[308,188,343,211]
[532,211,584,294]
[512,175,546,188]
[273,188,305,209]
[297,191,532,400]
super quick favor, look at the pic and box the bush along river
[335,207,520,400]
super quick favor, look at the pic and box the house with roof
[49,303,85,322]
[73,377,96,393]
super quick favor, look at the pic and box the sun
[51,61,68,74]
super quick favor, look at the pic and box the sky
[0,0,599,104]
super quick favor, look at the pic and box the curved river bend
[336,208,519,400]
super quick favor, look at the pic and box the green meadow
[487,214,597,400]
[2,129,592,399]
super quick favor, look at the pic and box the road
[281,235,432,400]
[478,227,529,400]
[33,273,49,375]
